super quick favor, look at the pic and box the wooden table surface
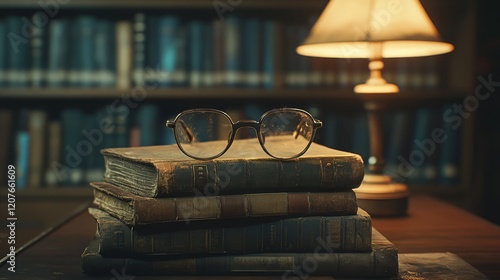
[1,195,499,279]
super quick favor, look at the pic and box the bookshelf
[0,0,478,209]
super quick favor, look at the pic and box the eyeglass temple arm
[166,119,195,142]
[293,118,322,139]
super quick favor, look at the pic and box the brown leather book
[89,206,372,256]
[90,181,358,225]
[81,228,397,277]
[101,139,364,197]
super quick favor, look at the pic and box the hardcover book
[81,228,397,277]
[101,139,364,197]
[90,181,358,225]
[89,206,372,256]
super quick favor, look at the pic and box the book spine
[6,16,30,87]
[61,109,85,186]
[0,20,6,87]
[47,19,69,87]
[133,13,146,87]
[83,244,396,277]
[0,110,13,186]
[156,156,363,196]
[116,20,133,89]
[224,16,243,87]
[157,16,183,87]
[44,120,62,187]
[94,212,371,257]
[27,110,47,188]
[15,109,30,189]
[30,13,46,88]
[95,19,116,88]
[69,16,97,87]
[93,186,358,224]
[187,20,204,88]
[242,18,261,88]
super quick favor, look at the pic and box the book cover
[90,181,359,225]
[102,139,364,197]
[81,228,397,277]
[89,206,371,256]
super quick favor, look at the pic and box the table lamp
[297,0,454,216]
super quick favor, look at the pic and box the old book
[81,228,397,277]
[89,207,372,257]
[102,139,364,197]
[91,181,358,225]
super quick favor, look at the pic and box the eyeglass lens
[174,110,315,159]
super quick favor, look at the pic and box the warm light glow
[297,0,454,58]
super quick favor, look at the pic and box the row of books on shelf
[0,13,445,90]
[0,103,461,190]
[321,104,462,187]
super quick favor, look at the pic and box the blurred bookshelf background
[0,0,499,225]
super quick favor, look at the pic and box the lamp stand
[352,43,409,216]
[354,101,409,216]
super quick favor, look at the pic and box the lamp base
[354,174,409,217]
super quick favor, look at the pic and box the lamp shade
[296,0,454,58]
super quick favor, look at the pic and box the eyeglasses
[166,108,322,160]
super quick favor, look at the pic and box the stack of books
[81,139,399,278]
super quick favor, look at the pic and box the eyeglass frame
[166,108,323,160]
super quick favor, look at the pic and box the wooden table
[1,195,499,279]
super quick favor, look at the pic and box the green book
[90,181,358,225]
[89,207,372,257]
[101,139,364,197]
[81,228,397,277]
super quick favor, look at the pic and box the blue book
[224,16,243,87]
[187,20,204,88]
[284,24,299,88]
[295,24,312,88]
[145,15,159,88]
[83,111,104,183]
[158,16,186,87]
[47,18,70,87]
[408,108,441,185]
[114,104,130,148]
[69,15,97,87]
[135,104,159,146]
[201,22,215,87]
[242,18,261,88]
[30,13,47,87]
[0,19,7,87]
[6,16,30,87]
[262,20,276,89]
[95,19,116,87]
[384,110,414,181]
[15,109,30,189]
[61,109,85,186]
[351,112,370,166]
[438,104,462,186]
